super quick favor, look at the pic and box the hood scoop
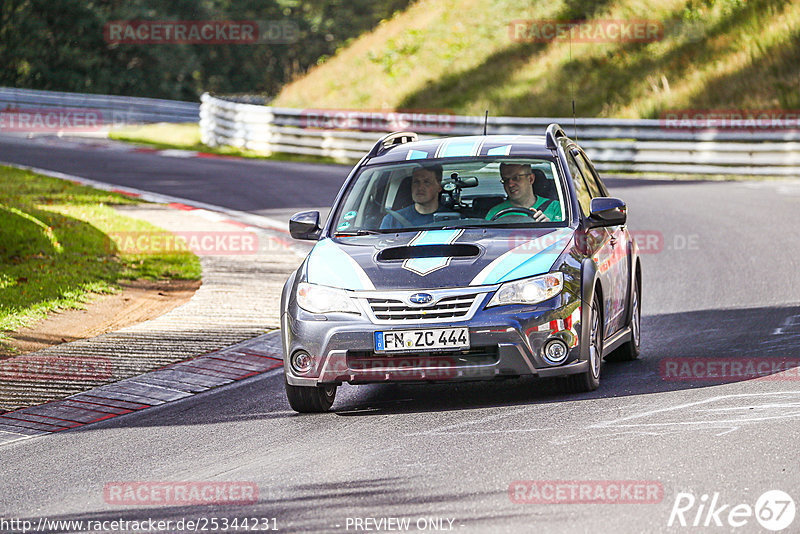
[377,244,481,262]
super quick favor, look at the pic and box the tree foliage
[0,0,412,101]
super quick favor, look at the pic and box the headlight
[486,272,563,307]
[296,282,360,314]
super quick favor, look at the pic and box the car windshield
[331,157,568,234]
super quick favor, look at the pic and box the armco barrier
[200,93,800,176]
[0,87,199,125]
[5,88,796,176]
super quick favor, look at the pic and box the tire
[285,378,337,413]
[605,275,641,362]
[564,292,602,393]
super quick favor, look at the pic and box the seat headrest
[392,176,413,210]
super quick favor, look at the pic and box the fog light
[291,351,315,374]
[543,339,569,365]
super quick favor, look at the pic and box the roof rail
[367,131,418,158]
[545,123,568,150]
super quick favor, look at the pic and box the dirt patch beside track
[1,279,200,357]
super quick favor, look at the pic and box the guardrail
[200,93,800,176]
[0,87,199,125]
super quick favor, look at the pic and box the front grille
[367,293,479,322]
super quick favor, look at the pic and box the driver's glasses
[500,172,531,184]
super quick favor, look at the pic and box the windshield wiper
[440,224,487,230]
[334,229,381,237]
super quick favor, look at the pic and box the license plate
[374,327,470,353]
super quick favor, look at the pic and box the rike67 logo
[668,490,796,531]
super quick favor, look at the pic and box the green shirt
[485,196,563,222]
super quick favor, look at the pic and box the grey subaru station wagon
[281,125,641,412]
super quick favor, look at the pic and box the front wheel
[564,292,602,393]
[285,378,337,413]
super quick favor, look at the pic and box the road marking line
[773,314,800,335]
[592,391,800,432]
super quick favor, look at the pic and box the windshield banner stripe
[487,145,512,156]
[406,149,429,160]
[436,139,482,158]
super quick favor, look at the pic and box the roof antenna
[483,110,489,136]
[572,99,577,140]
[569,29,578,141]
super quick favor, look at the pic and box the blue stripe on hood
[402,229,464,276]
[306,238,375,290]
[470,228,573,285]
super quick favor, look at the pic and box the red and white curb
[0,155,299,446]
[0,332,283,446]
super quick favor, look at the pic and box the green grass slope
[0,166,200,347]
[272,0,799,118]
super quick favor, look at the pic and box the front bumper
[283,289,585,387]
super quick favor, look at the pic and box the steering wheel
[384,208,414,227]
[489,207,540,221]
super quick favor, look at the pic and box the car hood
[304,227,575,290]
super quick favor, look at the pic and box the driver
[380,164,443,229]
[486,163,561,222]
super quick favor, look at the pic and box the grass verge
[0,165,201,349]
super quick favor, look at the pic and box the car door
[565,151,616,340]
[574,149,629,335]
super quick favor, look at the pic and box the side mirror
[586,197,626,228]
[289,211,322,240]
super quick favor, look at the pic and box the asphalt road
[2,135,800,533]
[0,134,347,223]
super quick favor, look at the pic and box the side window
[566,153,592,216]
[574,151,603,198]
[335,169,386,229]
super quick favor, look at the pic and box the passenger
[380,164,443,229]
[485,163,561,222]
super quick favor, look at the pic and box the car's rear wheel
[564,292,602,393]
[285,379,337,413]
[605,275,641,362]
